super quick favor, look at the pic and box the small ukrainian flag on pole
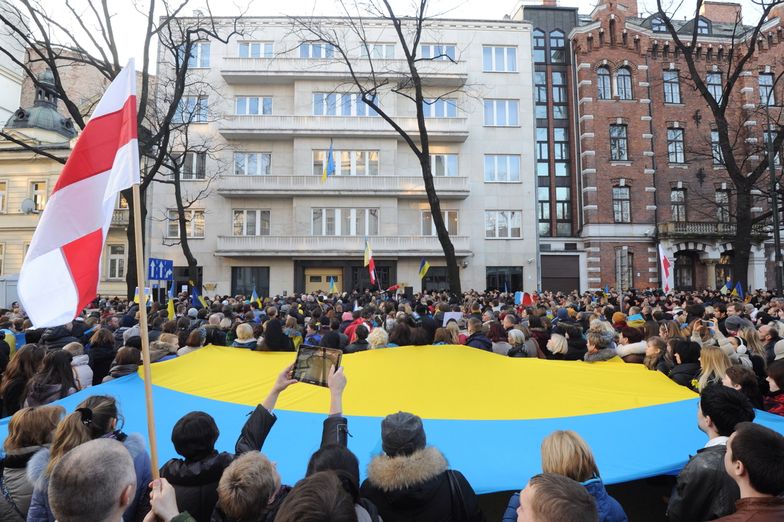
[321,140,335,182]
[418,257,430,279]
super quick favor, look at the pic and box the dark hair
[27,351,76,400]
[89,328,115,349]
[388,323,411,346]
[172,411,220,460]
[1,344,45,398]
[124,336,142,350]
[262,318,289,350]
[433,328,452,344]
[725,366,764,409]
[767,359,784,390]
[487,322,507,343]
[729,422,784,495]
[306,444,360,489]
[620,326,644,344]
[275,471,357,522]
[673,340,701,364]
[185,328,205,348]
[115,346,141,366]
[700,384,755,437]
[355,325,368,341]
[528,473,598,522]
[320,331,341,349]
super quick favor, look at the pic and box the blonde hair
[367,327,388,349]
[541,430,600,482]
[4,405,64,451]
[445,322,460,343]
[218,452,279,519]
[158,333,179,346]
[48,396,118,475]
[236,323,254,341]
[62,342,84,356]
[547,334,568,355]
[697,345,732,391]
[738,326,766,358]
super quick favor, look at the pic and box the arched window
[597,66,611,100]
[616,67,633,100]
[651,17,667,33]
[549,30,565,63]
[533,29,546,63]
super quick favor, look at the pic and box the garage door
[541,255,580,293]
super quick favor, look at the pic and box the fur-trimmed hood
[366,446,447,492]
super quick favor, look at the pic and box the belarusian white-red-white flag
[19,59,139,327]
[659,244,674,294]
[364,239,376,286]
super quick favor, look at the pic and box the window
[537,187,550,236]
[667,128,685,163]
[0,181,6,212]
[671,188,687,222]
[615,248,633,291]
[536,127,549,162]
[186,41,210,68]
[361,43,395,59]
[716,190,730,223]
[764,128,781,166]
[311,208,379,236]
[760,73,775,106]
[549,30,565,63]
[533,29,546,63]
[551,72,567,119]
[235,96,272,116]
[179,152,206,180]
[239,41,273,58]
[233,209,271,236]
[484,155,521,182]
[609,124,628,161]
[234,152,271,176]
[553,128,569,162]
[299,42,334,58]
[176,95,207,123]
[707,72,723,103]
[30,181,46,211]
[312,92,378,117]
[421,210,458,236]
[482,46,517,72]
[485,210,522,239]
[486,266,523,292]
[0,243,4,275]
[555,187,571,236]
[167,209,205,238]
[616,67,633,100]
[675,253,695,289]
[697,18,710,35]
[534,71,548,118]
[612,186,631,223]
[651,16,667,33]
[663,70,681,104]
[597,66,611,100]
[312,150,379,176]
[107,245,125,280]
[422,98,457,118]
[420,44,456,61]
[231,266,270,298]
[711,130,724,165]
[483,99,519,126]
[431,154,458,177]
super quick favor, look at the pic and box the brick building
[570,0,783,291]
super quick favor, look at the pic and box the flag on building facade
[418,258,430,279]
[18,60,139,327]
[364,239,376,285]
[321,140,335,182]
[659,245,674,294]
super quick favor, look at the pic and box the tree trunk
[732,188,753,292]
[173,168,200,290]
[123,186,145,300]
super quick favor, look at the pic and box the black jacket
[1,377,26,418]
[465,332,492,352]
[204,327,227,347]
[669,363,701,390]
[88,344,116,386]
[344,340,370,353]
[565,336,587,361]
[667,444,739,522]
[39,326,78,351]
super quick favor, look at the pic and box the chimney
[542,0,557,6]
[619,0,639,17]
[699,1,742,24]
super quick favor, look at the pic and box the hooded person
[360,412,484,522]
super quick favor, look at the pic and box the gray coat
[0,445,44,521]
[584,348,617,362]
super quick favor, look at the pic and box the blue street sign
[147,258,174,281]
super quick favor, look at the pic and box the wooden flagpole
[131,183,159,478]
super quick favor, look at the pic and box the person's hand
[328,365,347,395]
[271,363,298,394]
[144,478,180,522]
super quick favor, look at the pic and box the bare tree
[291,0,470,294]
[0,0,243,298]
[655,0,784,289]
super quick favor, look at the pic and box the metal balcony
[218,115,469,142]
[216,175,469,199]
[219,57,468,87]
[215,235,472,257]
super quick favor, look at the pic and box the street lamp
[764,87,784,293]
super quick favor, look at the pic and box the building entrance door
[304,268,342,294]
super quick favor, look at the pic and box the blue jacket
[502,477,627,522]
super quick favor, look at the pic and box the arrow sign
[148,258,174,281]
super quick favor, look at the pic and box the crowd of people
[0,286,783,520]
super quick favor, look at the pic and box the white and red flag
[364,239,376,286]
[19,60,139,327]
[659,244,674,294]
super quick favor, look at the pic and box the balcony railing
[218,115,469,142]
[216,175,469,199]
[111,209,129,227]
[657,221,768,238]
[215,235,472,257]
[219,56,468,87]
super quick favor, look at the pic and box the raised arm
[321,365,349,448]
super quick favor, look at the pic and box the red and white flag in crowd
[659,244,674,294]
[364,239,376,286]
[19,60,139,327]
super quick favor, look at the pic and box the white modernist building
[149,16,539,296]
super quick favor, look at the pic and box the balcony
[657,221,768,240]
[215,235,472,257]
[110,209,129,227]
[218,115,469,142]
[219,57,468,87]
[216,175,469,199]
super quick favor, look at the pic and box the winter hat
[725,315,753,332]
[775,339,784,361]
[171,411,220,460]
[342,312,353,322]
[381,412,426,457]
[187,308,198,318]
[612,312,627,324]
[556,308,569,320]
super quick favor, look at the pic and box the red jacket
[344,318,371,344]
[763,390,784,416]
